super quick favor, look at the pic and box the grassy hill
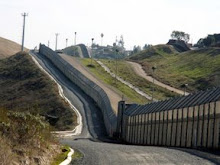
[129,44,178,60]
[129,45,220,92]
[0,52,76,130]
[0,50,77,164]
[0,37,28,59]
[0,36,78,164]
[99,59,177,100]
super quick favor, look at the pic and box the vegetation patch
[129,45,220,92]
[51,145,71,165]
[100,59,177,100]
[0,108,58,164]
[71,149,84,164]
[80,58,149,104]
[0,52,76,130]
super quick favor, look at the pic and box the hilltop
[0,37,28,59]
[129,44,178,60]
[129,44,220,92]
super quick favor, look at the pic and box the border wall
[119,88,220,149]
[39,44,117,136]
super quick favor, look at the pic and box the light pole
[21,12,28,51]
[66,38,68,48]
[152,66,157,102]
[74,32,77,45]
[115,48,119,85]
[101,33,104,46]
[90,38,94,65]
[55,33,59,51]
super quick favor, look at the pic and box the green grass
[99,59,177,100]
[80,58,150,104]
[51,145,71,165]
[51,146,83,165]
[71,149,84,163]
[129,45,220,92]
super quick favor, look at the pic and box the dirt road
[60,54,122,113]
[127,61,189,95]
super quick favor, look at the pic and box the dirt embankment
[0,37,28,59]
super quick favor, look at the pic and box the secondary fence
[118,88,220,149]
[39,44,117,136]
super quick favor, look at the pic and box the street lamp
[101,33,104,46]
[115,48,119,85]
[66,38,68,48]
[90,38,94,65]
[74,32,77,45]
[55,33,59,51]
[152,66,157,102]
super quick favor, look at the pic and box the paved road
[127,61,189,95]
[30,51,219,165]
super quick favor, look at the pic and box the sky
[0,0,220,50]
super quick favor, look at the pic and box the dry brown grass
[0,37,28,59]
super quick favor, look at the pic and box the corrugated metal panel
[125,87,220,116]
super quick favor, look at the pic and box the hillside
[129,44,178,61]
[129,45,220,92]
[0,51,77,164]
[0,37,27,59]
[0,52,76,130]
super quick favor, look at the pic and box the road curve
[31,51,219,165]
[127,61,189,95]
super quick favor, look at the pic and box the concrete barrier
[39,44,117,136]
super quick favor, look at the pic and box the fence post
[116,101,125,139]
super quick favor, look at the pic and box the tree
[171,30,190,43]
[143,44,152,50]
[118,35,125,48]
[132,45,141,54]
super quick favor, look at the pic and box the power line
[21,12,28,51]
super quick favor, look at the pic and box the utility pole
[74,32,77,45]
[66,38,68,47]
[48,41,50,47]
[115,49,119,85]
[90,38,94,65]
[101,33,104,46]
[21,12,28,51]
[55,33,59,51]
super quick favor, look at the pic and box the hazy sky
[0,0,220,50]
